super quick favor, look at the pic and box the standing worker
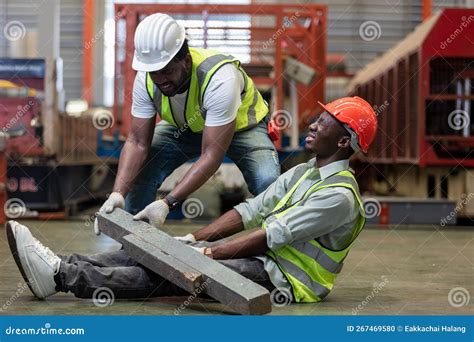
[95,13,280,231]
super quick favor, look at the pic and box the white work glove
[189,245,212,258]
[190,246,204,254]
[174,233,196,245]
[133,199,169,228]
[94,192,125,235]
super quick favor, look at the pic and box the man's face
[305,111,348,156]
[149,55,191,97]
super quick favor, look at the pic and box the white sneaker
[6,220,60,299]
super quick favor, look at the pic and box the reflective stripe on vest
[263,169,366,303]
[145,47,268,132]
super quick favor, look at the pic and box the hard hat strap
[343,124,361,153]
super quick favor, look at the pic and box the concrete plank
[97,209,272,315]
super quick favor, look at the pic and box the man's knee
[247,168,279,195]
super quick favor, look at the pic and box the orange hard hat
[317,96,378,153]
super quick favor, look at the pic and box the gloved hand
[174,233,196,244]
[133,199,169,227]
[94,192,125,235]
[190,246,204,254]
[189,246,212,258]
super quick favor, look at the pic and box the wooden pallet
[59,114,97,161]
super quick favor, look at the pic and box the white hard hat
[132,13,186,72]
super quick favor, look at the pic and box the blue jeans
[125,119,280,214]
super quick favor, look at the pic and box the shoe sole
[6,222,41,299]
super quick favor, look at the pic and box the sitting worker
[95,12,280,232]
[7,97,377,303]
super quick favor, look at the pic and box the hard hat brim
[317,101,333,116]
[132,53,170,72]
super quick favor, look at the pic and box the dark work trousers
[56,249,275,299]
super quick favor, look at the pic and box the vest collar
[306,158,350,180]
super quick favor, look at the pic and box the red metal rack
[348,8,474,167]
[113,3,327,139]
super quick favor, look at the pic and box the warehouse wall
[0,0,470,101]
[0,0,84,100]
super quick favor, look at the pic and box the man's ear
[184,53,192,70]
[337,135,351,149]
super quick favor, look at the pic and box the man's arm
[92,72,158,235]
[178,164,300,243]
[201,186,357,260]
[169,121,235,201]
[193,209,244,242]
[264,188,357,250]
[211,229,268,259]
[113,116,156,196]
[183,210,269,259]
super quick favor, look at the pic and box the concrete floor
[0,218,472,316]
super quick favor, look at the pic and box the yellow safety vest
[146,47,268,132]
[263,168,366,303]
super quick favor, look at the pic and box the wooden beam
[97,209,272,315]
[122,234,203,294]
